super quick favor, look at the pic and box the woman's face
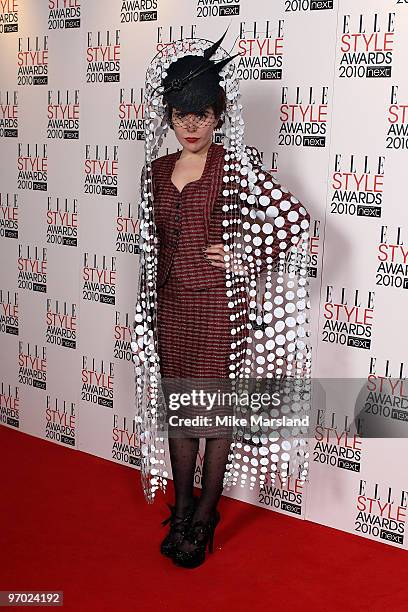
[171,106,218,153]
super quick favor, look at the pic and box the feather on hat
[160,29,239,113]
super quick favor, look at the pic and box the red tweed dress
[152,142,234,437]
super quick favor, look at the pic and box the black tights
[168,436,231,523]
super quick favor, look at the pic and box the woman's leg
[168,436,199,515]
[160,436,199,554]
[175,436,231,553]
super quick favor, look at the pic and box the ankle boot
[160,496,199,559]
[172,509,220,569]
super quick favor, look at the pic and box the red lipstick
[185,137,199,143]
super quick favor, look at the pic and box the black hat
[161,29,238,113]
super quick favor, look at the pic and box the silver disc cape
[131,37,312,504]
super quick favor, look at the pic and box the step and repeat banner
[1,1,408,549]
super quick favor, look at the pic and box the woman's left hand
[204,243,248,276]
[204,243,227,268]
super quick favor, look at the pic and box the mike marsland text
[168,415,310,427]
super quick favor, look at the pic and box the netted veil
[131,36,312,504]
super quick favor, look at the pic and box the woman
[131,32,312,569]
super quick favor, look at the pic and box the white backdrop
[1,0,408,549]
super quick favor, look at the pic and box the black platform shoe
[160,497,198,559]
[172,509,220,569]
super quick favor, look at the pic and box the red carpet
[1,425,407,612]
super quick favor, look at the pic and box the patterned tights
[168,436,231,523]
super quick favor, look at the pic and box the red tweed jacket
[149,142,307,291]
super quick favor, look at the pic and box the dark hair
[165,86,227,130]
